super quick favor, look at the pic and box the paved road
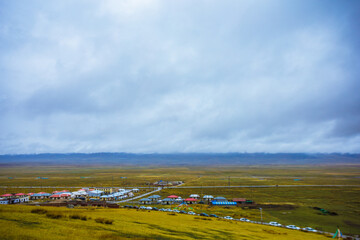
[169,185,360,188]
[115,187,162,203]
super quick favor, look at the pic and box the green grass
[1,165,359,236]
[0,205,330,240]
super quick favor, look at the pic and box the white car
[139,206,147,209]
[223,216,234,220]
[286,225,300,230]
[146,207,152,210]
[269,221,282,227]
[240,218,250,222]
[187,211,196,215]
[302,227,317,232]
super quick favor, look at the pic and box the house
[184,198,198,204]
[213,196,227,202]
[15,193,26,198]
[233,198,247,206]
[60,193,71,199]
[132,188,139,193]
[161,198,174,205]
[167,195,178,199]
[139,198,152,204]
[30,193,44,200]
[0,194,13,198]
[18,196,29,203]
[49,194,61,200]
[95,187,113,194]
[211,201,237,206]
[189,194,200,199]
[0,199,9,204]
[148,195,161,202]
[88,190,104,198]
[175,197,183,203]
[203,195,214,203]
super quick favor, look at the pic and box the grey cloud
[0,0,359,154]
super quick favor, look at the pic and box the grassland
[0,165,359,188]
[0,205,331,240]
[0,165,359,237]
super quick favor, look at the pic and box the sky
[0,0,359,154]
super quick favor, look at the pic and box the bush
[46,212,63,219]
[95,217,105,223]
[104,219,114,224]
[95,217,114,224]
[80,216,87,221]
[31,208,48,214]
[69,214,81,219]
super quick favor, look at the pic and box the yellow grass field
[0,205,330,240]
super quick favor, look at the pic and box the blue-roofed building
[148,195,161,202]
[211,201,237,206]
[161,198,174,205]
[213,197,227,202]
[139,198,151,204]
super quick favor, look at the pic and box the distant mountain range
[0,153,359,166]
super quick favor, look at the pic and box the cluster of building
[139,194,255,206]
[0,187,140,204]
[152,181,183,187]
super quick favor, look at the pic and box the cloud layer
[1,0,359,154]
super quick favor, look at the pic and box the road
[167,184,360,188]
[1,184,359,189]
[115,187,162,203]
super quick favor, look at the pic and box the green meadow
[0,205,331,240]
[0,165,359,237]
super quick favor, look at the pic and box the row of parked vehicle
[122,205,318,233]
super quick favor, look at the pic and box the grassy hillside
[0,205,330,240]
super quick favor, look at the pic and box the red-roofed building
[184,198,198,204]
[167,195,178,199]
[50,194,60,199]
[52,191,60,194]
[15,193,26,197]
[1,194,13,197]
[60,193,71,199]
[27,193,34,196]
[233,198,255,206]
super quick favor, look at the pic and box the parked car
[139,206,147,209]
[240,218,250,222]
[209,214,218,218]
[146,206,152,210]
[302,227,317,232]
[187,211,196,215]
[286,225,300,230]
[180,210,187,214]
[269,221,282,227]
[200,213,209,217]
[152,207,159,211]
[223,216,234,220]
[173,210,180,213]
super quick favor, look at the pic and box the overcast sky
[0,0,359,154]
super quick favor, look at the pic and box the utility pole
[259,208,263,223]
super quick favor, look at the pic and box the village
[0,186,255,208]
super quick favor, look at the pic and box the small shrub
[31,208,48,214]
[46,212,63,219]
[95,217,114,224]
[95,217,105,223]
[104,219,114,224]
[80,216,87,221]
[69,214,81,219]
